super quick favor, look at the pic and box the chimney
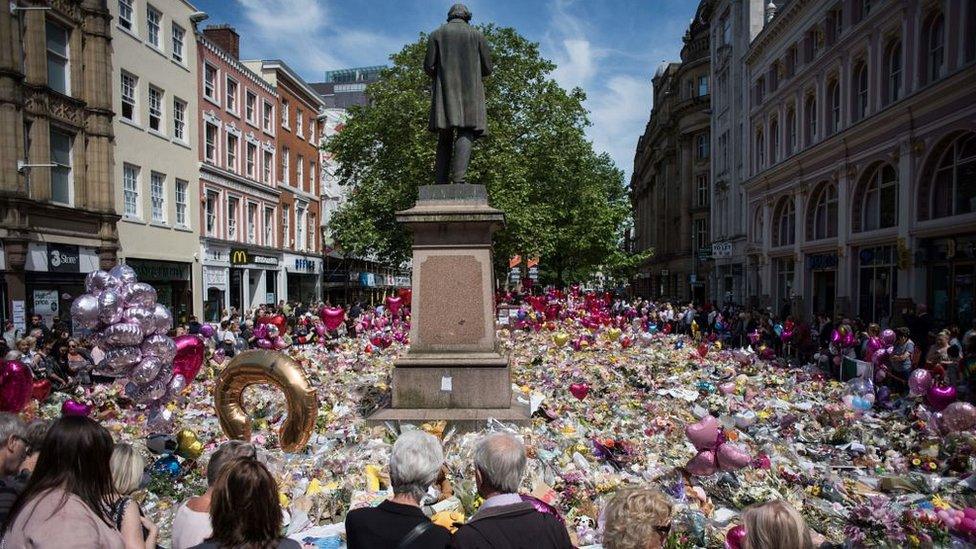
[203,24,239,59]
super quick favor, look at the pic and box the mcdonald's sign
[229,249,279,266]
[230,249,250,265]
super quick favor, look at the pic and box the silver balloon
[168,374,187,395]
[96,346,142,375]
[152,304,173,335]
[131,356,164,385]
[101,322,144,347]
[125,380,166,404]
[70,294,100,329]
[146,405,175,433]
[123,306,155,334]
[85,270,113,294]
[97,290,123,325]
[123,282,157,309]
[267,324,280,338]
[109,264,139,286]
[140,334,176,363]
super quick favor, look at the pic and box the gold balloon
[176,428,204,460]
[213,350,318,453]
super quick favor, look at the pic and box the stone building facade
[0,0,119,330]
[109,0,202,324]
[743,0,976,327]
[631,2,712,303]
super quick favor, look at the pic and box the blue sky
[193,0,700,178]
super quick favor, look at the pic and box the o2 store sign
[48,244,80,273]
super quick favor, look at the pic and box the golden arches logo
[230,250,249,264]
[213,350,318,453]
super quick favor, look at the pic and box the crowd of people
[0,414,828,548]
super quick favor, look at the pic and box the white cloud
[586,75,649,181]
[551,38,596,91]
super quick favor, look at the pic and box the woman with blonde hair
[109,443,159,549]
[742,499,813,549]
[601,487,673,549]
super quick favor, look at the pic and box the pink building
[196,25,283,320]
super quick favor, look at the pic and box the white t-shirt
[171,500,211,549]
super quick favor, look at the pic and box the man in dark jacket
[0,413,28,525]
[452,432,571,549]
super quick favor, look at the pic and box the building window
[296,203,307,251]
[245,91,256,123]
[696,174,708,207]
[696,134,709,159]
[826,6,843,45]
[697,75,708,96]
[226,133,238,171]
[810,183,838,240]
[769,118,779,164]
[720,11,731,45]
[923,12,945,84]
[123,163,139,217]
[752,208,764,243]
[146,5,161,48]
[49,128,72,205]
[928,132,976,219]
[852,62,868,122]
[225,78,238,113]
[204,64,217,101]
[150,171,165,223]
[281,99,289,128]
[148,86,163,132]
[263,100,273,131]
[175,179,187,227]
[786,46,797,77]
[173,98,186,142]
[774,198,795,247]
[282,205,290,246]
[205,191,217,236]
[786,108,796,155]
[309,214,316,252]
[827,80,840,135]
[858,245,897,323]
[296,109,303,137]
[171,24,185,63]
[263,150,273,183]
[775,258,795,305]
[805,95,817,145]
[118,0,134,31]
[264,207,274,246]
[861,164,898,231]
[205,123,217,162]
[281,147,290,184]
[246,142,256,178]
[755,129,764,170]
[121,71,137,121]
[855,0,873,23]
[310,160,316,189]
[755,77,765,104]
[46,20,69,95]
[884,40,902,106]
[296,154,305,184]
[247,203,257,243]
[227,197,238,240]
[693,218,708,251]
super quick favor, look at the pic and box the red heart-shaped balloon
[61,399,92,417]
[397,288,412,306]
[172,335,205,384]
[257,314,287,335]
[927,384,957,412]
[385,296,403,315]
[319,307,345,331]
[32,379,52,402]
[569,383,589,400]
[0,361,33,413]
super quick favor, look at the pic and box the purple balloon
[199,324,215,338]
[71,294,101,329]
[109,264,139,286]
[131,356,164,385]
[908,369,933,397]
[141,334,176,363]
[97,346,142,376]
[257,338,273,349]
[123,282,157,309]
[881,328,896,346]
[101,322,144,347]
[97,290,123,325]
[152,304,173,335]
[123,306,155,334]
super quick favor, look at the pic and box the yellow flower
[912,458,921,466]
[908,535,919,547]
[931,495,950,510]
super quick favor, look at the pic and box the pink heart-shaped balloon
[61,399,92,417]
[319,307,345,331]
[686,450,717,476]
[0,361,33,413]
[927,384,957,412]
[385,296,403,315]
[719,381,737,395]
[569,383,589,400]
[716,443,752,471]
[685,415,720,451]
[172,335,205,383]
[725,525,747,549]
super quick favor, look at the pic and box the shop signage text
[48,244,80,273]
[806,253,839,271]
[230,249,279,266]
[128,260,190,281]
[294,258,317,272]
[711,242,733,258]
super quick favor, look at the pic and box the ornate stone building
[743,0,976,326]
[0,0,119,329]
[631,1,712,302]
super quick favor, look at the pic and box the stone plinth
[370,184,528,424]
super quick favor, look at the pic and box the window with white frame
[296,109,303,137]
[310,160,316,189]
[264,207,274,246]
[852,62,868,122]
[150,171,165,223]
[924,12,945,83]
[121,71,137,121]
[118,0,134,31]
[246,142,256,178]
[696,174,708,207]
[296,203,307,251]
[123,163,139,217]
[697,75,708,96]
[205,191,218,235]
[884,40,902,105]
[263,100,273,131]
[146,5,161,48]
[247,202,257,243]
[786,108,797,155]
[693,218,708,251]
[227,197,238,239]
[281,147,290,184]
[226,133,238,171]
[827,80,840,135]
[225,78,238,113]
[296,154,304,185]
[173,98,186,142]
[171,24,185,63]
[695,133,709,159]
[50,128,72,205]
[148,86,163,132]
[175,178,187,227]
[204,64,217,101]
[281,99,289,128]
[46,20,69,95]
[245,91,256,123]
[263,150,273,183]
[205,122,217,162]
[309,214,316,252]
[282,205,290,246]
[770,118,779,163]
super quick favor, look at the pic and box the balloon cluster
[842,377,875,412]
[684,415,751,476]
[71,265,182,410]
[145,427,204,479]
[829,324,857,349]
[253,314,289,350]
[773,319,794,342]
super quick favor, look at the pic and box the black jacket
[345,500,451,549]
[452,502,572,549]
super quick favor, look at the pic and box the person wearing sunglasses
[0,413,28,526]
[601,487,674,549]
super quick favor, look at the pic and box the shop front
[284,253,322,304]
[856,245,898,324]
[24,242,99,332]
[201,244,282,320]
[923,235,976,329]
[806,252,838,318]
[125,259,192,326]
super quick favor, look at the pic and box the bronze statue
[424,3,493,184]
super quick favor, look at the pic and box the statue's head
[447,3,472,22]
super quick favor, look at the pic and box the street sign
[711,242,733,258]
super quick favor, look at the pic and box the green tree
[328,25,645,286]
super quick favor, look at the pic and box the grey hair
[473,432,526,494]
[389,430,444,501]
[0,413,26,447]
[206,440,256,485]
[448,3,472,22]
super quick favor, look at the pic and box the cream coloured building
[109,0,203,322]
